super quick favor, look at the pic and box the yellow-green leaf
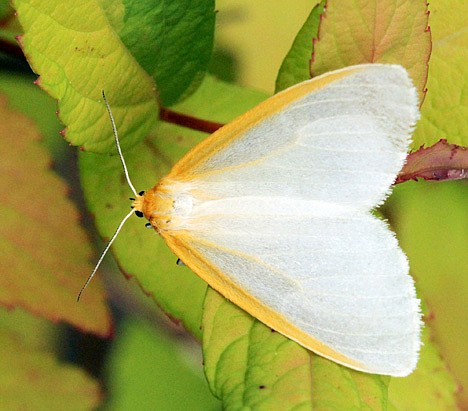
[311,0,431,103]
[0,95,110,336]
[388,328,458,410]
[413,0,468,147]
[385,180,468,408]
[0,307,57,353]
[12,0,157,153]
[0,308,101,410]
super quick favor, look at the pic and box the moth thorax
[144,179,194,232]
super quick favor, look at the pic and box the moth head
[130,190,146,219]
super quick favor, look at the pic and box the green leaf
[0,1,11,19]
[104,317,221,410]
[79,75,266,337]
[101,0,215,107]
[0,306,57,352]
[203,290,390,410]
[275,1,325,92]
[0,93,111,337]
[413,0,468,147]
[203,290,313,410]
[384,180,468,408]
[0,308,101,410]
[311,0,431,104]
[388,328,458,410]
[12,0,158,153]
[0,72,68,161]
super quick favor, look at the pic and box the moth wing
[163,208,421,376]
[168,64,419,211]
[158,63,421,375]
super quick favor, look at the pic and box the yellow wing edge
[162,231,366,372]
[167,65,368,179]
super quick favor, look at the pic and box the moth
[80,64,421,376]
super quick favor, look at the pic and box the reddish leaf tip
[397,139,468,183]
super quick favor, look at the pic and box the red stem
[159,107,223,134]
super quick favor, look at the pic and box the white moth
[83,64,422,376]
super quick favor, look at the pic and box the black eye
[135,210,144,218]
[139,191,145,196]
[129,197,135,201]
[145,223,152,229]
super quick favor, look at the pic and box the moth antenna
[78,92,142,301]
[101,90,138,197]
[77,208,135,301]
